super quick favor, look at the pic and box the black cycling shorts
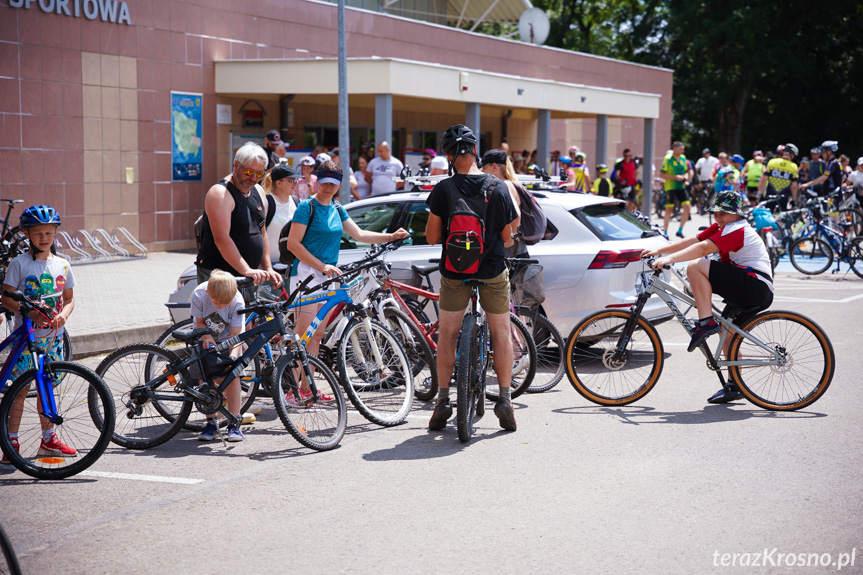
[708,260,773,327]
[665,187,690,206]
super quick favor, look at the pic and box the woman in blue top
[286,160,408,369]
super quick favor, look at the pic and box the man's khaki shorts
[439,269,510,315]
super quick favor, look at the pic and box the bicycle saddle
[273,263,289,275]
[720,301,762,320]
[171,327,216,342]
[411,264,438,276]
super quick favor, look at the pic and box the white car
[167,186,670,338]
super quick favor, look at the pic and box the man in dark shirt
[424,124,519,432]
[801,140,842,197]
[196,143,281,287]
[264,130,284,171]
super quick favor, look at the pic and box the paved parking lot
[1,263,861,574]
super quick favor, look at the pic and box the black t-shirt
[426,173,517,280]
[826,159,844,191]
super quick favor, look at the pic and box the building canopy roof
[215,57,661,120]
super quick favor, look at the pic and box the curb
[71,324,172,359]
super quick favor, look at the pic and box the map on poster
[172,92,203,181]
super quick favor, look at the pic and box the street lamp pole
[338,0,351,203]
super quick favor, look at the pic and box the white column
[642,118,655,220]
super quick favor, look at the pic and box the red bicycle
[368,259,539,402]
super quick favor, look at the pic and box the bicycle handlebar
[2,289,55,318]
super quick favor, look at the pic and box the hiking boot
[707,384,744,404]
[493,399,517,432]
[1,437,19,464]
[226,424,245,442]
[687,318,721,352]
[198,420,217,441]
[38,433,78,457]
[428,399,453,430]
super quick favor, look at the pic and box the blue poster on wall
[171,92,203,181]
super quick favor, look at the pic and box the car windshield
[342,202,398,250]
[573,203,652,241]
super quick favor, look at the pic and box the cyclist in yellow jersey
[757,143,799,210]
[741,150,765,204]
[566,152,592,193]
[660,141,692,237]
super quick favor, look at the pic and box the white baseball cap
[430,155,448,170]
[857,156,863,166]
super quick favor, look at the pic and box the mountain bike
[367,257,538,401]
[0,290,114,479]
[285,248,414,427]
[564,257,835,411]
[95,291,347,451]
[454,278,491,442]
[788,198,863,278]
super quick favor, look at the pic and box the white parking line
[79,470,204,484]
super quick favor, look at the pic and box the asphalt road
[1,269,862,575]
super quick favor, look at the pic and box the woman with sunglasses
[286,160,408,381]
[195,142,282,288]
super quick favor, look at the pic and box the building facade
[0,0,672,251]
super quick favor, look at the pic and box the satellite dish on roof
[518,8,550,46]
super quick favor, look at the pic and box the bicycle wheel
[95,344,192,449]
[152,319,260,430]
[789,236,833,275]
[485,313,536,401]
[728,311,835,411]
[0,362,115,480]
[271,352,346,451]
[382,307,438,402]
[456,313,481,443]
[337,317,414,426]
[0,521,21,575]
[517,308,565,393]
[564,310,664,406]
[848,237,863,279]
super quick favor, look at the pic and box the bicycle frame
[0,319,60,422]
[636,270,782,369]
[378,278,440,348]
[135,312,307,424]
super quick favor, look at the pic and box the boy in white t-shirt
[1,205,78,462]
[190,271,247,442]
[643,192,774,404]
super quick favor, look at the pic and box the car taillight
[588,249,643,269]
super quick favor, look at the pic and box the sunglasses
[239,166,265,179]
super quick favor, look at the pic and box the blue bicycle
[788,197,863,277]
[0,290,114,480]
[285,244,414,427]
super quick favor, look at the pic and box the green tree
[522,0,863,156]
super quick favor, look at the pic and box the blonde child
[190,270,246,442]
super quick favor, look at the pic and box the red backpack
[444,175,499,274]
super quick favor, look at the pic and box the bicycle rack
[55,230,92,261]
[93,228,130,257]
[112,227,148,258]
[76,229,112,259]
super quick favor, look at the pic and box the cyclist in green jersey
[741,150,765,204]
[660,141,692,237]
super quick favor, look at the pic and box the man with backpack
[424,125,519,433]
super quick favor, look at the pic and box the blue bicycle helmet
[731,154,745,164]
[559,155,573,165]
[20,205,61,229]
